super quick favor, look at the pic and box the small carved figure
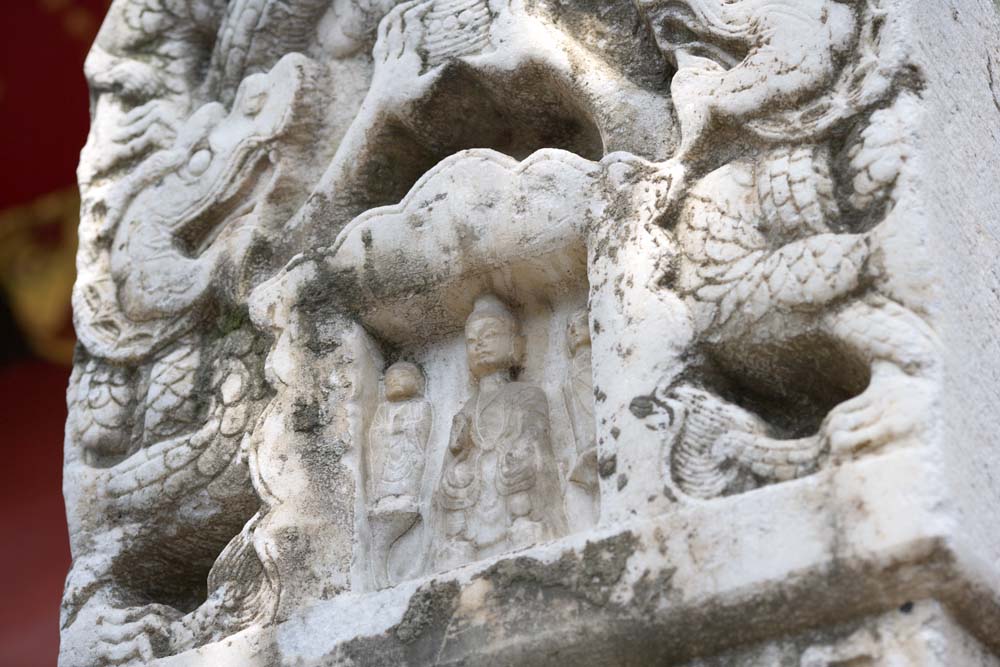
[367,361,433,588]
[562,308,599,524]
[368,361,433,504]
[434,294,565,569]
[563,310,596,458]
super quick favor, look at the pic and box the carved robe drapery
[368,398,432,502]
[438,380,561,559]
[564,346,596,458]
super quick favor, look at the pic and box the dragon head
[639,0,859,157]
[74,53,323,361]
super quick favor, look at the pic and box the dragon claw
[822,363,934,458]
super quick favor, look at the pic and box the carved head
[465,294,525,378]
[566,309,591,355]
[637,0,858,154]
[384,361,425,401]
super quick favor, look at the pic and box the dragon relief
[61,0,469,661]
[75,51,322,361]
[62,1,337,664]
[63,327,272,665]
[621,0,940,499]
[63,0,506,661]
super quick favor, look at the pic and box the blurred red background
[1,1,111,665]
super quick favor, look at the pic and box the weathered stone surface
[61,0,1000,664]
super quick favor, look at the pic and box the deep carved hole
[413,61,605,162]
[111,493,257,613]
[699,332,871,438]
[101,329,267,615]
[338,61,604,229]
[175,152,274,257]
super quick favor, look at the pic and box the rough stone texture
[61,0,1000,665]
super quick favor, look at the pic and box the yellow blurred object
[0,188,79,365]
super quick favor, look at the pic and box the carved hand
[369,0,442,107]
[448,412,472,455]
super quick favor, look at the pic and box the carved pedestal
[61,0,1000,665]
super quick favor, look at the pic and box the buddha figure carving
[434,294,566,569]
[562,308,599,526]
[366,361,432,589]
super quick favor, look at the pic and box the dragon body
[628,0,940,498]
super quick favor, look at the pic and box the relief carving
[598,0,942,505]
[61,0,959,663]
[63,328,270,664]
[64,6,347,664]
[368,362,432,504]
[366,361,433,588]
[562,308,599,524]
[434,294,566,570]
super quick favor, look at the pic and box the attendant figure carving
[368,361,432,504]
[435,294,565,569]
[367,361,433,588]
[562,309,599,526]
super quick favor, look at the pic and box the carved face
[385,362,424,401]
[465,316,522,378]
[638,0,856,151]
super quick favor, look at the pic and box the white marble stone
[61,0,1000,665]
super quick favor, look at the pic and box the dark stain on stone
[630,567,677,617]
[292,399,321,433]
[325,579,460,666]
[293,260,348,356]
[988,55,1000,116]
[630,391,675,424]
[656,255,679,289]
[395,579,461,644]
[629,395,655,418]
[477,532,639,608]
[598,454,617,479]
[617,473,629,491]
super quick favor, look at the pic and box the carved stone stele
[62,0,1000,665]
